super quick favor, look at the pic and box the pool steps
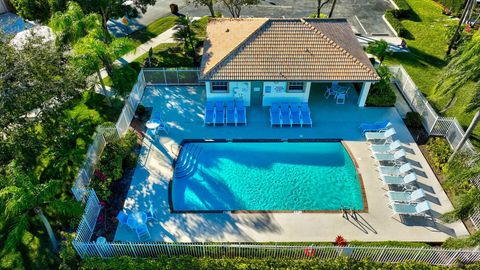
[174,143,203,179]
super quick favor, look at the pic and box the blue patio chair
[270,104,282,127]
[390,200,431,217]
[116,211,129,227]
[146,204,158,222]
[280,102,292,127]
[135,224,151,241]
[300,103,312,127]
[236,100,247,125]
[324,88,336,99]
[214,101,225,126]
[226,100,236,125]
[360,120,392,133]
[290,103,302,127]
[204,101,215,126]
[336,93,346,104]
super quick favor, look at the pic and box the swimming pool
[171,141,365,212]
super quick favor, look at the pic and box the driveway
[110,0,394,36]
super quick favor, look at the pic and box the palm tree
[49,2,100,45]
[173,16,198,65]
[72,29,136,104]
[0,162,79,253]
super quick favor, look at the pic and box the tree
[186,0,216,17]
[315,0,330,18]
[0,162,81,255]
[366,39,389,63]
[436,30,480,111]
[220,0,259,18]
[72,29,136,101]
[9,0,56,22]
[50,2,101,45]
[328,0,336,18]
[173,16,199,65]
[0,33,84,137]
[75,0,157,38]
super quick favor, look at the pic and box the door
[250,81,263,106]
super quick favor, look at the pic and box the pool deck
[114,85,469,243]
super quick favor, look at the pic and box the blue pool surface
[172,142,364,211]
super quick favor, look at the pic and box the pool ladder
[174,144,202,179]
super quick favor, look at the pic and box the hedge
[391,0,412,18]
[385,9,408,38]
[81,256,480,270]
[433,0,465,15]
[366,80,396,107]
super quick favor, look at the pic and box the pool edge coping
[168,139,368,214]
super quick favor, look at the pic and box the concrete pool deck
[114,85,469,242]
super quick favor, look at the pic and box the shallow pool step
[175,145,203,179]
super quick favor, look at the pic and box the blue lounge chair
[300,103,312,127]
[280,102,292,127]
[390,201,431,217]
[360,120,392,133]
[135,224,151,241]
[290,103,302,126]
[387,188,425,203]
[214,101,225,126]
[236,100,247,125]
[226,100,236,125]
[270,104,282,127]
[204,101,215,125]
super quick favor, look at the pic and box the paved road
[110,0,394,36]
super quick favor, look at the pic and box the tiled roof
[199,18,380,82]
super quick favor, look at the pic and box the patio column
[358,82,372,107]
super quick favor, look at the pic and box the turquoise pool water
[172,141,364,211]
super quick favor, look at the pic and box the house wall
[262,82,311,106]
[205,81,251,106]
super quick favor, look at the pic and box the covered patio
[113,85,468,243]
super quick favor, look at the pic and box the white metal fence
[143,68,203,85]
[470,175,480,230]
[74,190,101,245]
[389,65,475,153]
[71,70,146,202]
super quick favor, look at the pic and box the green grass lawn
[129,16,178,45]
[383,0,480,146]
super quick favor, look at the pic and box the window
[211,82,229,93]
[287,82,305,93]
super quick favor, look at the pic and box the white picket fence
[71,70,146,202]
[388,65,475,153]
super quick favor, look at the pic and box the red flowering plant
[335,235,348,247]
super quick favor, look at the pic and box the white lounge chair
[379,163,413,176]
[370,140,402,153]
[387,188,425,203]
[236,100,247,125]
[390,201,431,217]
[374,149,406,163]
[365,128,396,142]
[381,172,417,186]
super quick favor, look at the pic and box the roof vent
[226,28,230,32]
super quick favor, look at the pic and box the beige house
[199,18,380,107]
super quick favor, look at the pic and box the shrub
[405,112,423,128]
[433,0,465,16]
[91,131,138,200]
[111,65,138,97]
[385,9,408,38]
[426,137,453,173]
[366,79,396,107]
[366,40,389,63]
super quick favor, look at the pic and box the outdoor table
[126,211,147,230]
[146,119,162,130]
